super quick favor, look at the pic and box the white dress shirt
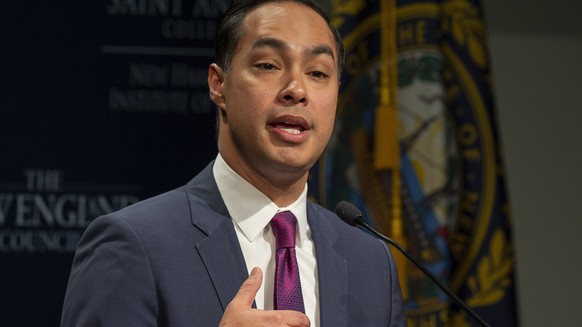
[213,154,320,326]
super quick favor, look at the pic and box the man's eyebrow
[251,37,335,61]
[307,45,335,61]
[251,37,288,51]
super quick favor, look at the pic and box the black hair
[214,0,345,78]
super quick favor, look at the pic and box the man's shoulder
[106,162,219,222]
[117,186,187,214]
[76,186,190,238]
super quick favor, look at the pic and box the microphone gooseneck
[334,201,491,327]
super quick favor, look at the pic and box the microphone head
[335,201,363,226]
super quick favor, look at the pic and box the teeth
[281,127,301,134]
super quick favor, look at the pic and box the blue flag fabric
[308,0,519,325]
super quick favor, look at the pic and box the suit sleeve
[379,239,406,327]
[61,215,158,327]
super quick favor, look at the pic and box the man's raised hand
[219,267,310,327]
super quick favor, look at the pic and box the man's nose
[278,78,308,106]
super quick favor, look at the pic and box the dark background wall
[2,1,228,325]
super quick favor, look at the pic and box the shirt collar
[213,154,308,245]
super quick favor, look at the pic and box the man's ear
[208,63,226,109]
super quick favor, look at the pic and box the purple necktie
[270,211,305,313]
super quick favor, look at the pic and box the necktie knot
[270,211,297,249]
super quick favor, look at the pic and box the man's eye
[309,71,329,79]
[257,63,276,70]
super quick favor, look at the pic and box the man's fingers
[222,268,310,327]
[243,310,310,327]
[276,310,311,327]
[232,267,263,307]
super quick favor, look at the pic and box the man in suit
[61,0,405,326]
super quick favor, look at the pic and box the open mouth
[270,122,306,134]
[268,115,310,135]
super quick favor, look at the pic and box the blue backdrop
[1,1,230,325]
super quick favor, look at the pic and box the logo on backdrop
[103,0,231,114]
[106,0,229,41]
[0,169,139,253]
[309,0,515,325]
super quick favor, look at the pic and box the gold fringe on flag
[375,0,409,300]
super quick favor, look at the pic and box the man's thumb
[233,267,262,307]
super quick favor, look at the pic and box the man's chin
[263,156,314,176]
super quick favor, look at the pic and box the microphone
[335,201,491,327]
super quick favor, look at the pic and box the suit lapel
[185,163,250,311]
[308,204,348,327]
[195,215,249,310]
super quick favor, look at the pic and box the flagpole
[375,0,408,300]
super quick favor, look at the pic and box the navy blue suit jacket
[61,163,405,326]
